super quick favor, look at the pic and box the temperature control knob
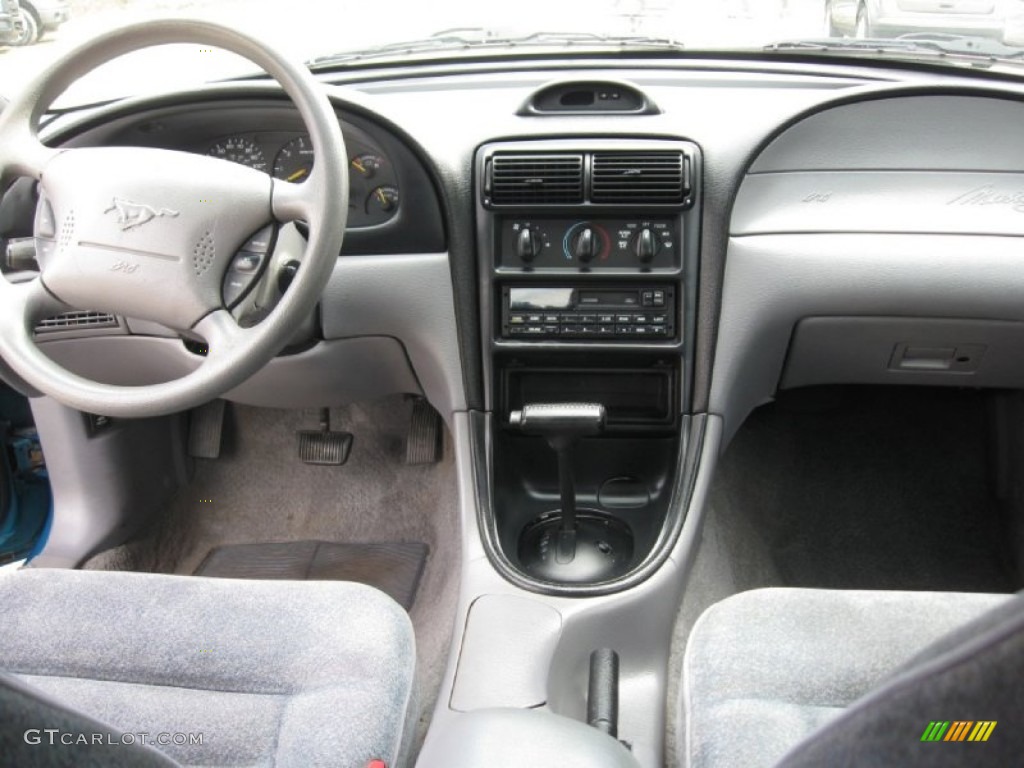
[634,227,659,264]
[572,227,600,263]
[517,227,542,262]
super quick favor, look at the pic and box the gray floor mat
[713,386,1018,593]
[194,541,429,610]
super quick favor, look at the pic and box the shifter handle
[509,403,606,437]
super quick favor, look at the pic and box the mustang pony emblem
[103,197,180,231]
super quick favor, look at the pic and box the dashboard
[3,57,1024,432]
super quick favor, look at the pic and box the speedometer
[207,137,268,173]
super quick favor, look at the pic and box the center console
[475,139,702,594]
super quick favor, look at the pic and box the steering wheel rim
[0,19,348,418]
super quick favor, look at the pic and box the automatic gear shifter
[510,403,634,583]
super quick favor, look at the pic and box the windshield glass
[5,0,1024,106]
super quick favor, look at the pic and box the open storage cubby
[492,355,681,585]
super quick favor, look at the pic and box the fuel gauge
[351,153,384,179]
[366,185,399,216]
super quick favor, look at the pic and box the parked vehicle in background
[826,0,1011,40]
[0,0,23,45]
[9,0,71,46]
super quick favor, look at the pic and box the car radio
[499,284,676,341]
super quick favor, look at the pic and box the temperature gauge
[366,185,399,216]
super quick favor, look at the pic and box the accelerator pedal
[188,399,226,459]
[298,408,353,466]
[406,398,442,465]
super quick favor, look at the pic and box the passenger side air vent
[35,311,119,333]
[488,153,585,205]
[591,151,688,205]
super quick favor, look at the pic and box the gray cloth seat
[0,568,416,767]
[680,587,1017,768]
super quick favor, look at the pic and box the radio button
[615,315,632,324]
[650,326,668,337]
[652,290,666,307]
[652,314,668,325]
[527,314,543,323]
[509,314,526,324]
[543,314,560,324]
[578,314,596,324]
[633,314,650,324]
[560,313,577,323]
[597,314,615,324]
[597,325,617,336]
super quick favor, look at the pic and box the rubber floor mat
[194,541,428,610]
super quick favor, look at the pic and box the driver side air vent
[36,311,119,333]
[487,153,584,205]
[591,151,688,204]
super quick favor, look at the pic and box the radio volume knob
[635,227,658,264]
[516,227,542,263]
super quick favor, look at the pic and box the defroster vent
[591,151,687,205]
[488,153,584,205]
[35,311,118,333]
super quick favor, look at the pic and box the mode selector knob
[572,227,599,263]
[516,227,542,263]
[634,227,659,264]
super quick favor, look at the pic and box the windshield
[5,0,1024,107]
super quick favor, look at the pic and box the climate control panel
[499,217,677,270]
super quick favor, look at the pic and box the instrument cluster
[205,130,400,228]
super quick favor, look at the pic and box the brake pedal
[188,399,226,459]
[406,398,442,465]
[298,409,353,466]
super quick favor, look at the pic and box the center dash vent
[488,153,584,205]
[591,151,687,205]
[35,311,118,333]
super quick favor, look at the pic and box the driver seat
[0,568,417,767]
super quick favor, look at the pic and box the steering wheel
[0,20,348,418]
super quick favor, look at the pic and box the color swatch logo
[921,721,996,742]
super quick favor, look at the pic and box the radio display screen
[508,288,574,310]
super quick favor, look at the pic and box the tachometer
[207,137,267,173]
[273,136,315,183]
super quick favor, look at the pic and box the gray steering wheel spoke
[0,122,61,183]
[0,275,71,328]
[271,176,318,223]
[192,308,247,358]
[12,132,61,181]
